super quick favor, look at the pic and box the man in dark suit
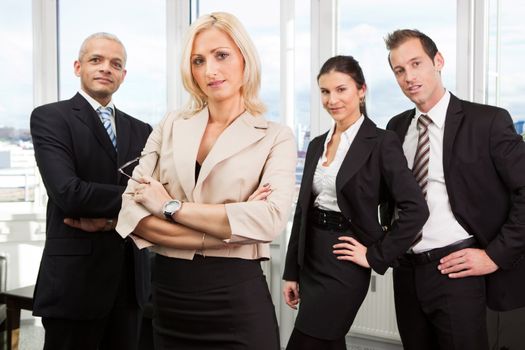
[30,32,152,350]
[383,29,525,350]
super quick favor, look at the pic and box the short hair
[180,12,266,117]
[317,55,368,117]
[384,29,438,68]
[78,32,127,65]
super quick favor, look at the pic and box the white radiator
[349,269,401,343]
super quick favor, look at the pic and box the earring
[359,97,365,106]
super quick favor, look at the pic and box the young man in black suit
[30,33,152,350]
[383,29,525,350]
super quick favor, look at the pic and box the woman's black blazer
[283,117,429,279]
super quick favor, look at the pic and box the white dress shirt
[402,90,471,253]
[312,115,365,212]
[79,89,117,136]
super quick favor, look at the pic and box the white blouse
[401,91,471,253]
[312,115,364,212]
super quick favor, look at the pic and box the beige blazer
[116,108,297,260]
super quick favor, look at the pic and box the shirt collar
[415,90,450,129]
[324,114,365,145]
[78,89,115,115]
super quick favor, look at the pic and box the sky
[0,0,33,130]
[0,0,523,133]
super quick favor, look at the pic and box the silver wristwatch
[162,199,182,221]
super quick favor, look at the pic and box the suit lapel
[336,117,377,190]
[171,109,208,201]
[194,111,267,195]
[394,110,414,143]
[115,109,131,183]
[443,94,464,174]
[296,136,325,265]
[72,93,117,163]
[298,134,326,210]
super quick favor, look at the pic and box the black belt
[310,207,350,231]
[402,237,478,265]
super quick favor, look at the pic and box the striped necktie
[97,106,117,150]
[411,114,432,246]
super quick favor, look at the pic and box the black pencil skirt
[294,223,371,340]
[152,254,280,350]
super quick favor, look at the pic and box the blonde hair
[180,12,266,117]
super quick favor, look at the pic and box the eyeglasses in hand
[117,151,159,183]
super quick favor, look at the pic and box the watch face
[165,200,181,213]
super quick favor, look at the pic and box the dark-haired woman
[282,55,429,350]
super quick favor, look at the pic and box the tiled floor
[347,335,402,350]
[16,318,402,350]
[19,319,44,350]
[14,310,525,350]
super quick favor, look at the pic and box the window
[294,2,311,184]
[487,0,525,136]
[337,0,457,127]
[58,0,167,126]
[0,0,36,206]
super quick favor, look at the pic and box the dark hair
[317,55,367,117]
[384,29,439,68]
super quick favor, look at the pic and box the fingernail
[263,183,270,187]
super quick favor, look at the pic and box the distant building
[0,127,31,142]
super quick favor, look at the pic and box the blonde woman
[116,12,296,350]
